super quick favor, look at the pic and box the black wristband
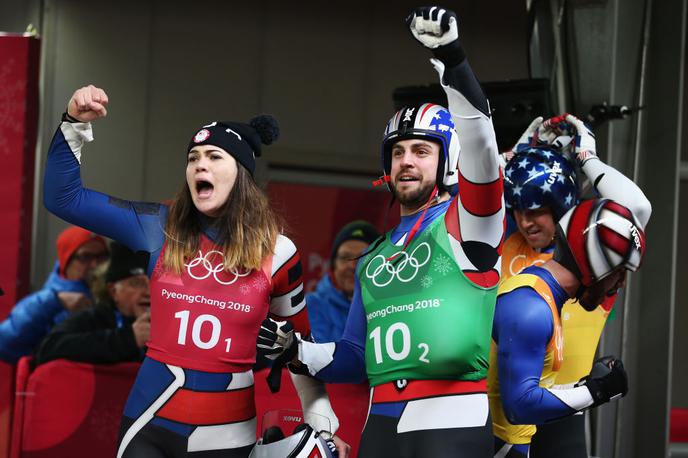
[584,377,608,407]
[61,111,81,123]
[432,40,467,68]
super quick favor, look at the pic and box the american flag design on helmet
[381,103,461,189]
[558,199,646,286]
[504,147,579,220]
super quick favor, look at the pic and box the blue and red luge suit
[44,121,310,457]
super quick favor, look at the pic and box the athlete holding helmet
[493,113,651,457]
[489,197,648,458]
[258,6,504,457]
[43,90,346,456]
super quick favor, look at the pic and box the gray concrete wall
[0,0,42,35]
[24,0,528,284]
[3,0,687,455]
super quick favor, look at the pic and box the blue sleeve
[305,292,330,344]
[493,288,576,424]
[315,276,367,383]
[0,289,64,363]
[43,124,166,254]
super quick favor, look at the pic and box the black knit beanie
[330,220,380,267]
[105,242,149,283]
[187,115,280,176]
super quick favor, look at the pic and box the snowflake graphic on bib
[432,254,454,276]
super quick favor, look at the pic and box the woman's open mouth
[196,180,214,199]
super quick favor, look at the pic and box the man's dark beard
[392,181,436,212]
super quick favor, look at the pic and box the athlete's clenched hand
[577,355,628,407]
[407,6,458,50]
[257,317,298,361]
[406,6,464,66]
[67,85,109,122]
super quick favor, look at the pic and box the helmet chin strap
[553,225,585,297]
[386,185,439,262]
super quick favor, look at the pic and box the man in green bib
[257,6,504,457]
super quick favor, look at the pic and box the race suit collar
[197,213,223,244]
[392,200,450,244]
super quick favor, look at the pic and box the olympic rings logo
[364,242,431,287]
[508,254,545,277]
[185,250,250,285]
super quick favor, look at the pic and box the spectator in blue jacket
[0,225,109,362]
[306,221,379,342]
[35,241,150,365]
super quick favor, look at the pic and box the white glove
[535,114,576,157]
[510,116,544,153]
[565,113,597,165]
[407,6,459,49]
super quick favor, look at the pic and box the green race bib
[358,215,497,386]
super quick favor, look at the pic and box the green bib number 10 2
[369,322,430,364]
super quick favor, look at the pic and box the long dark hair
[163,166,282,273]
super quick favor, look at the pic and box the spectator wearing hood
[0,226,108,362]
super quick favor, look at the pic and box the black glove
[257,318,299,393]
[577,355,628,407]
[406,6,466,66]
[257,318,297,360]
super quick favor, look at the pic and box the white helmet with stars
[381,103,461,191]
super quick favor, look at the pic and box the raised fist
[67,85,109,122]
[577,355,628,407]
[406,6,459,50]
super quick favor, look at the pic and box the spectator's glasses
[335,253,359,264]
[72,251,110,263]
[121,275,149,289]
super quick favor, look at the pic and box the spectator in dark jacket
[306,220,379,342]
[36,242,150,365]
[0,226,108,362]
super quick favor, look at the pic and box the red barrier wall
[0,362,15,458]
[10,358,138,458]
[0,34,40,317]
[672,408,688,443]
[267,181,397,292]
